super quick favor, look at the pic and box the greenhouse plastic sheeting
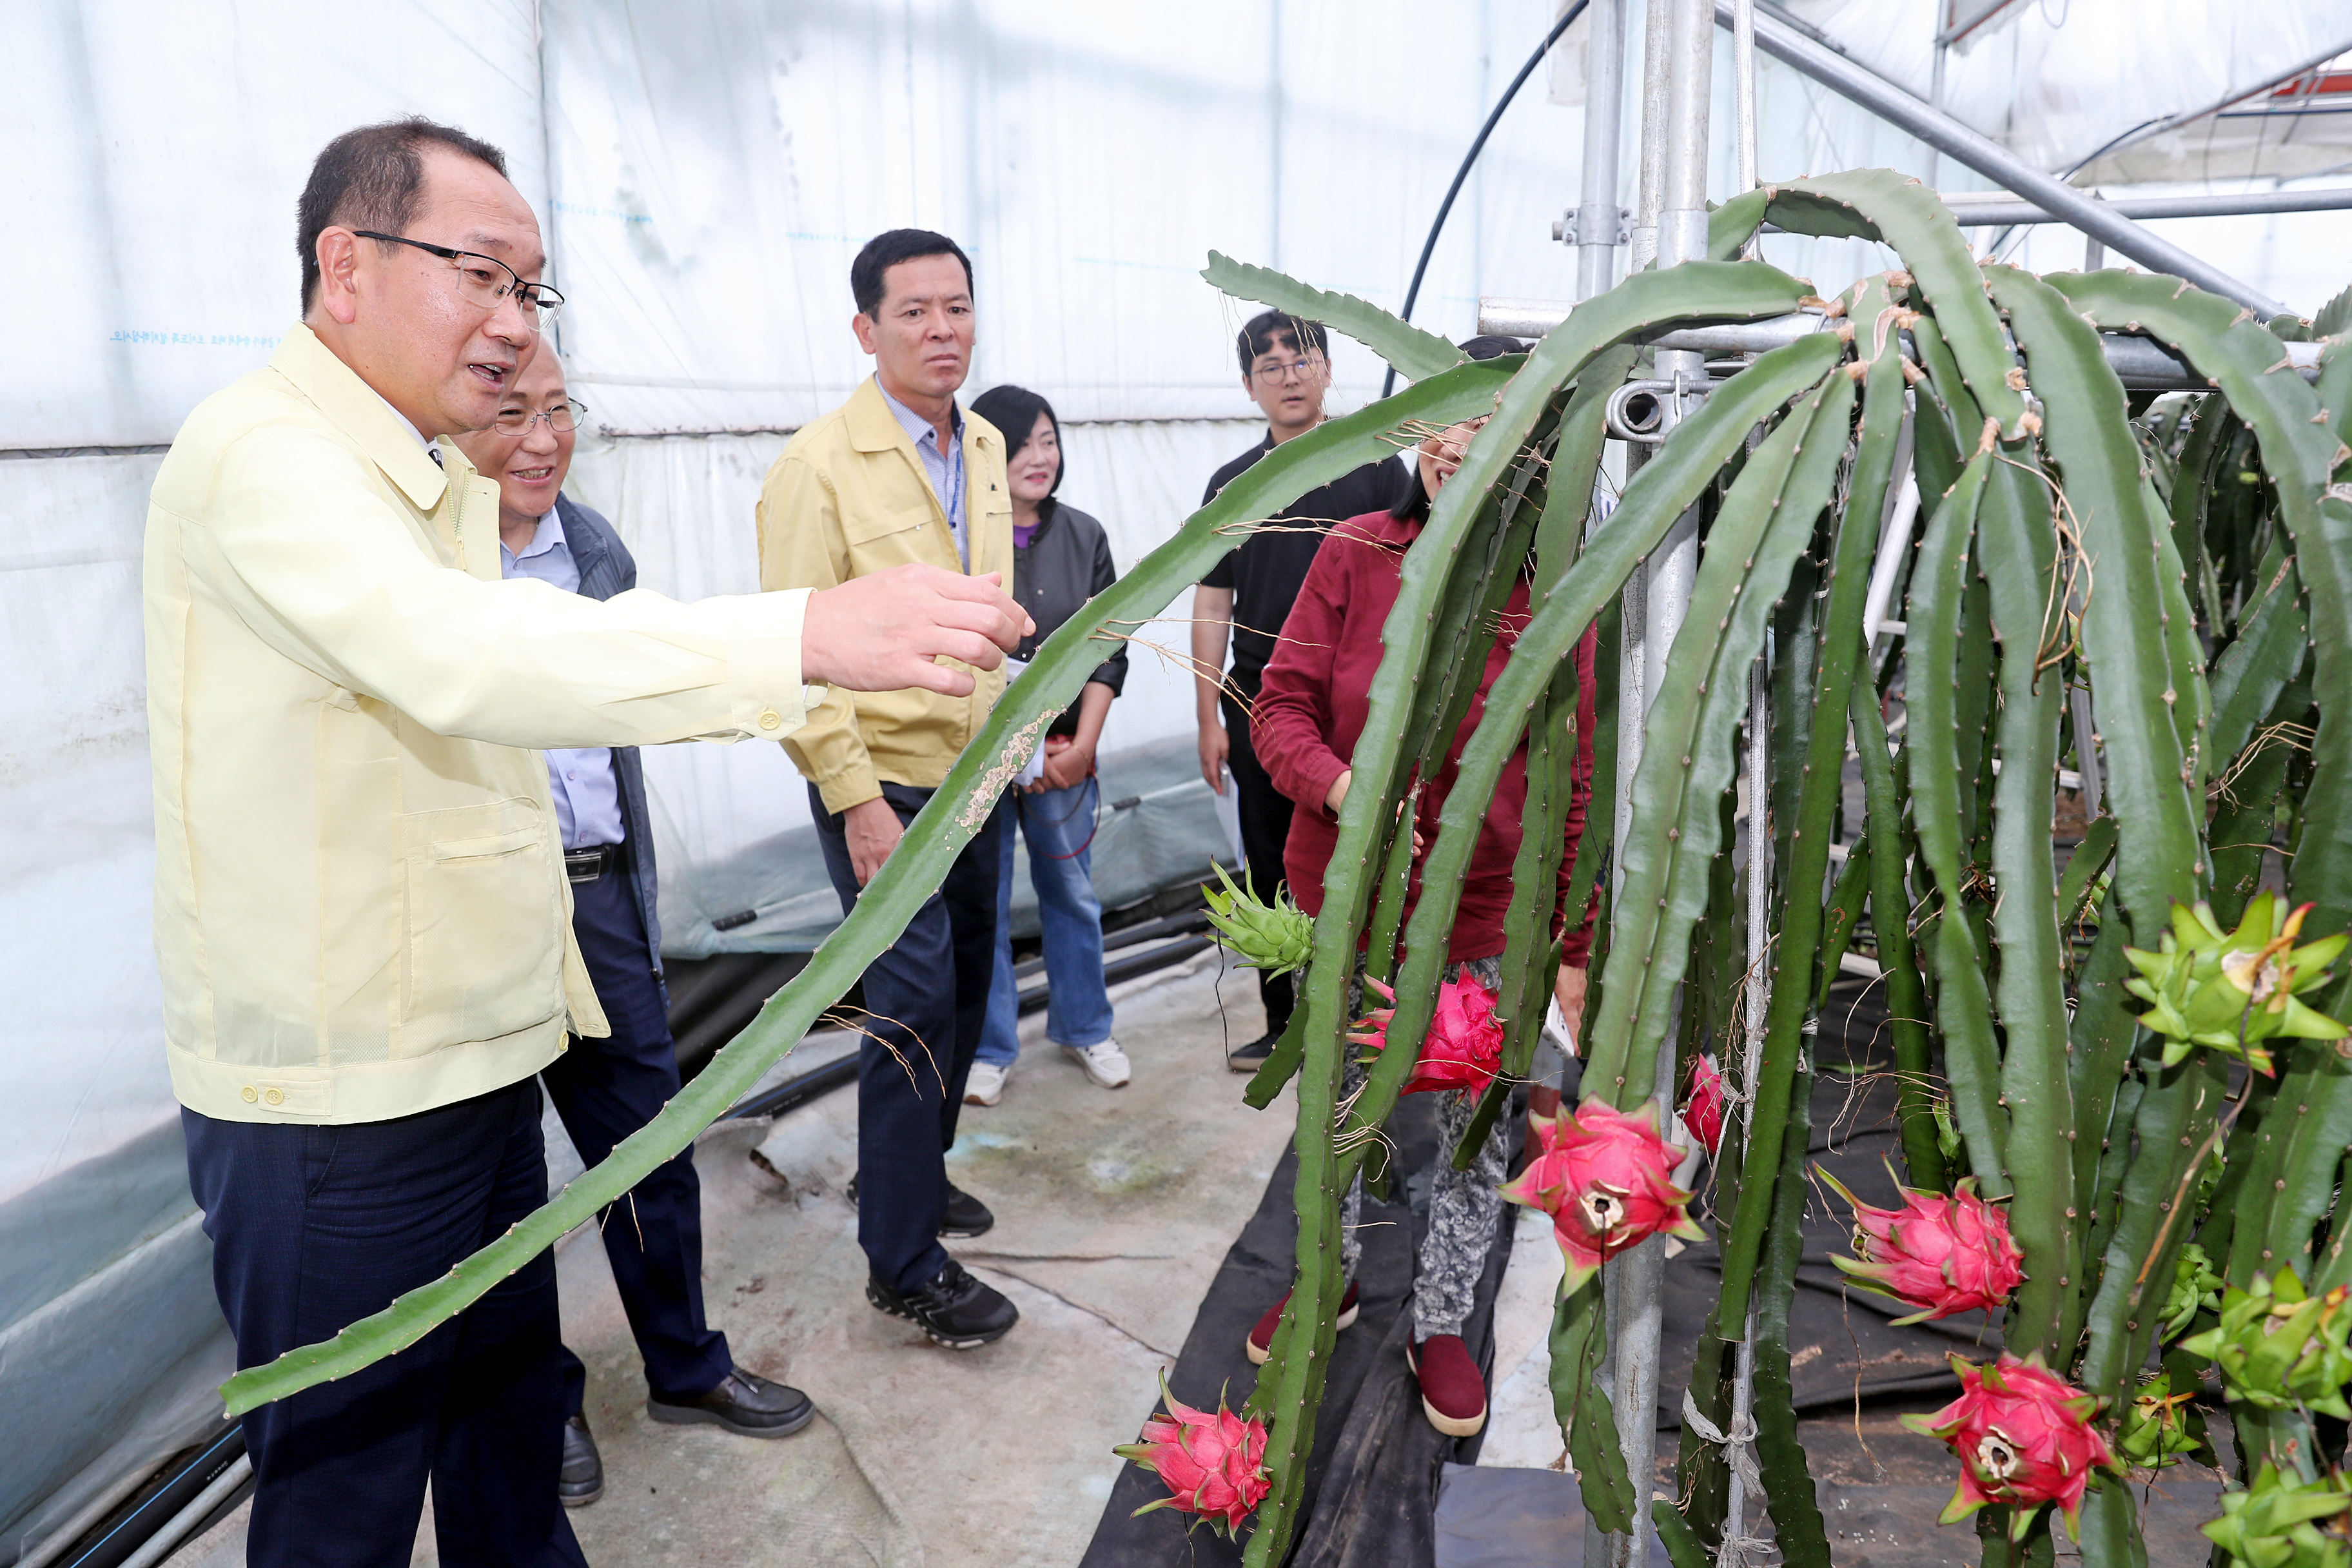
[8,0,2352,1556]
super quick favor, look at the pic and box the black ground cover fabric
[1079,1091,1522,1567]
[1083,978,2003,1567]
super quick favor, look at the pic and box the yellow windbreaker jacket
[146,325,821,1124]
[756,377,1013,812]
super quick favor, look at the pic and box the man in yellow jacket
[150,124,1026,1566]
[758,230,1021,1349]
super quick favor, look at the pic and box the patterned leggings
[1337,954,1511,1342]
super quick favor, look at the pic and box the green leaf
[1202,251,1467,382]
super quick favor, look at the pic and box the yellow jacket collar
[270,324,451,513]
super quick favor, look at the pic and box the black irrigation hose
[1382,1,1591,399]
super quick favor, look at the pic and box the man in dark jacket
[1191,311,1408,1070]
[454,352,812,1509]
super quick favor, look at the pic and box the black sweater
[1012,500,1128,738]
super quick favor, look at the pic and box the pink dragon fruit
[1683,1055,1725,1156]
[1821,1168,2025,1325]
[1903,1353,2118,1541]
[1348,974,1507,1095]
[1113,1376,1272,1538]
[1499,1098,1705,1290]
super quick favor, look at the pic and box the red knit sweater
[1251,510,1599,966]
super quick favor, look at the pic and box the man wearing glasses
[1191,312,1409,1072]
[451,353,812,1514]
[148,120,1027,1565]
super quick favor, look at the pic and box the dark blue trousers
[183,1081,587,1568]
[810,781,1006,1293]
[545,858,732,1409]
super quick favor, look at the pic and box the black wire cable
[1382,1,1591,398]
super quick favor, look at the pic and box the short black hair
[297,117,509,315]
[1236,310,1331,377]
[852,229,975,317]
[969,384,1065,519]
[1391,335,1527,522]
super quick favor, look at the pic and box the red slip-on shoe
[1407,1334,1488,1436]
[1244,1280,1361,1366]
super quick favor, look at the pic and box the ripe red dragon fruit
[1821,1168,2025,1325]
[1498,1098,1704,1290]
[1902,1353,2118,1541]
[1683,1054,1725,1156]
[1113,1375,1272,1538]
[1347,974,1507,1095]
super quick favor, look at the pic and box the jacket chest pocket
[395,798,563,1051]
[841,502,944,566]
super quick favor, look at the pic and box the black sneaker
[1227,1028,1283,1073]
[647,1368,816,1438]
[845,1176,995,1239]
[867,1259,1020,1348]
[940,1184,995,1239]
[558,1415,603,1508]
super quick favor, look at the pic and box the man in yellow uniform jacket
[148,123,1026,1567]
[758,230,1024,1351]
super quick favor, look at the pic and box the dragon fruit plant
[1113,1375,1273,1539]
[2123,894,2351,1076]
[1201,863,1315,976]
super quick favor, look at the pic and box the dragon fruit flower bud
[1901,1353,2119,1542]
[1499,1098,1705,1292]
[1821,1167,2025,1326]
[1112,1375,1273,1538]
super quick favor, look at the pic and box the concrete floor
[176,953,1295,1568]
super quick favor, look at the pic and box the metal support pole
[1596,6,1713,1567]
[1578,0,1627,301]
[1730,0,1758,199]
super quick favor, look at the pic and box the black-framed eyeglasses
[354,231,564,327]
[489,398,587,437]
[1250,355,1326,385]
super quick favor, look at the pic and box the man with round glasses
[454,354,814,1512]
[148,117,1029,1565]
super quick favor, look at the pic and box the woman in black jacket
[966,385,1131,1104]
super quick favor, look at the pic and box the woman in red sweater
[1246,335,1598,1438]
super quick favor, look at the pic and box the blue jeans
[977,776,1114,1066]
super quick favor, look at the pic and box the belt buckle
[565,846,607,885]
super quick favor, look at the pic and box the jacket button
[241,1086,259,1103]
[758,709,783,730]
[264,1088,285,1106]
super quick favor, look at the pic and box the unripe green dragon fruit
[2161,1241,2224,1339]
[2179,1269,2352,1420]
[2115,1369,2207,1470]
[2203,1462,2352,1568]
[2122,893,2350,1077]
[1201,863,1314,975]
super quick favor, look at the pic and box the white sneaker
[963,1061,1009,1106]
[1062,1039,1131,1089]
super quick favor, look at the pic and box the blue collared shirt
[877,379,967,567]
[498,507,627,849]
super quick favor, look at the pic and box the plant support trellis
[219,169,2352,1567]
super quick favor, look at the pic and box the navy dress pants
[810,781,1006,1293]
[1222,688,1297,1035]
[182,1081,587,1568]
[545,856,732,1410]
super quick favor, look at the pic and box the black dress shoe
[559,1415,603,1507]
[1226,1028,1282,1073]
[867,1259,1020,1348]
[647,1368,816,1438]
[845,1176,996,1239]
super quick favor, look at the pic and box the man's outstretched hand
[801,565,1032,694]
